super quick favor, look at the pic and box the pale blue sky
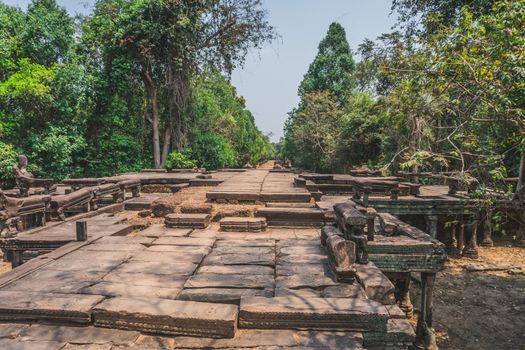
[3,0,397,141]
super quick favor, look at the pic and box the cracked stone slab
[178,288,273,304]
[276,263,331,277]
[152,237,215,246]
[0,339,65,350]
[214,239,275,247]
[43,258,124,273]
[18,324,139,346]
[1,277,96,295]
[94,236,155,245]
[278,245,326,256]
[131,251,207,264]
[137,225,191,238]
[57,250,133,263]
[103,272,186,289]
[278,253,327,264]
[276,274,339,289]
[202,253,275,267]
[0,323,29,339]
[197,265,274,275]
[171,330,364,349]
[184,273,274,289]
[189,228,220,239]
[80,243,146,252]
[61,344,112,350]
[0,291,104,324]
[145,245,211,255]
[239,296,388,332]
[79,281,180,300]
[111,261,198,276]
[93,297,238,338]
[211,246,274,256]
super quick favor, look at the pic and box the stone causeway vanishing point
[1,159,518,350]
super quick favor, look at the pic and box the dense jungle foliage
[0,0,274,185]
[282,0,524,193]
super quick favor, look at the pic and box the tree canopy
[0,0,275,185]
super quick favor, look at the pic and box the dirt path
[411,241,525,350]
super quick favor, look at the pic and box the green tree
[298,22,356,105]
[285,91,343,172]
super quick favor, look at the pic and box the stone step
[256,207,325,227]
[0,291,104,324]
[92,297,238,338]
[165,213,211,229]
[206,191,260,202]
[266,202,316,208]
[259,192,311,203]
[239,296,388,332]
[220,217,267,232]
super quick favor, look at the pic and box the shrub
[165,149,198,169]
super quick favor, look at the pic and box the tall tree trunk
[140,63,162,168]
[161,126,172,166]
[515,144,525,201]
[408,115,423,181]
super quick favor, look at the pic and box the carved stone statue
[12,155,55,197]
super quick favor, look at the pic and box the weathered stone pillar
[11,250,23,268]
[463,216,479,259]
[446,220,461,257]
[416,272,438,350]
[480,209,494,247]
[425,215,439,239]
[390,188,400,200]
[395,273,414,318]
[363,186,372,207]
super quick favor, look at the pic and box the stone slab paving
[124,194,165,210]
[0,323,367,349]
[137,224,192,238]
[0,216,415,348]
[206,170,312,203]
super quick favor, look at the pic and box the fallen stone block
[93,297,238,338]
[239,296,388,332]
[326,235,357,283]
[354,262,396,305]
[180,204,212,214]
[151,200,175,217]
[165,213,211,229]
[220,217,267,232]
[321,225,342,246]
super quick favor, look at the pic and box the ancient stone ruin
[0,161,521,349]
